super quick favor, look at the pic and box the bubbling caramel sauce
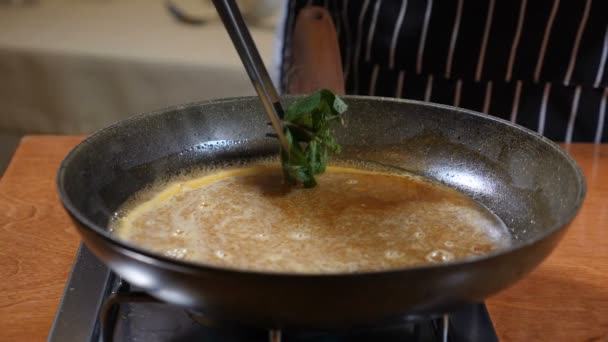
[111,165,510,273]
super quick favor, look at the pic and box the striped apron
[278,0,608,143]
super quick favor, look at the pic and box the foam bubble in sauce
[164,248,188,259]
[426,249,455,263]
[253,233,269,240]
[289,232,310,240]
[384,250,403,259]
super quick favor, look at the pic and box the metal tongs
[211,0,290,152]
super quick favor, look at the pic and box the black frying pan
[56,95,585,329]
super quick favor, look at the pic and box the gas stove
[49,245,499,342]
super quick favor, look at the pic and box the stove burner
[100,280,479,342]
[49,245,499,342]
[186,309,224,328]
[183,305,451,342]
[100,281,161,342]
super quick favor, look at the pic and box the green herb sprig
[280,89,347,188]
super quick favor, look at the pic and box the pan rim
[56,95,587,278]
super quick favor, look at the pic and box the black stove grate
[49,245,499,342]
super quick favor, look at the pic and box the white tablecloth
[0,0,279,134]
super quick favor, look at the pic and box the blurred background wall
[0,0,280,172]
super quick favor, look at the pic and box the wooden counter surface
[0,136,606,341]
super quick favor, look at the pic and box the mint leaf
[280,89,347,188]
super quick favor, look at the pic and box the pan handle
[286,6,345,95]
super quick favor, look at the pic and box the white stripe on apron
[353,0,372,93]
[416,0,433,74]
[538,82,552,135]
[564,0,592,86]
[365,0,383,62]
[390,0,409,69]
[533,0,560,83]
[445,0,464,79]
[396,70,406,98]
[476,0,496,81]
[506,0,527,82]
[369,64,380,96]
[594,25,608,88]
[510,80,523,123]
[594,88,607,144]
[424,74,434,101]
[483,81,493,114]
[454,79,463,107]
[565,85,582,143]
